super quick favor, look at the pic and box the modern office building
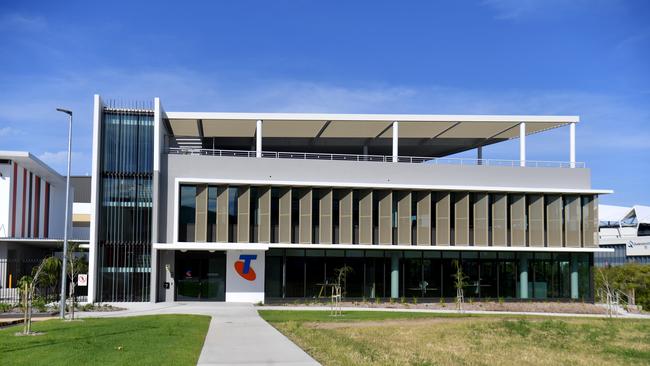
[87,95,612,304]
[596,204,650,266]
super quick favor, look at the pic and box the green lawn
[0,315,210,366]
[259,310,650,366]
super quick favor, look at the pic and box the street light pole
[56,108,72,319]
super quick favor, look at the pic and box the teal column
[570,256,579,300]
[391,252,399,299]
[519,256,529,299]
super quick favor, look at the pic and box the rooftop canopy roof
[164,112,578,157]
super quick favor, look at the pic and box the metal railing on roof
[167,147,585,168]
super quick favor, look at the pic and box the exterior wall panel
[492,194,507,246]
[582,195,598,247]
[510,194,526,247]
[299,188,312,244]
[359,189,373,244]
[436,192,450,246]
[279,187,292,243]
[195,184,208,242]
[455,193,469,245]
[473,193,489,246]
[339,189,353,244]
[216,186,229,242]
[258,186,271,243]
[546,195,563,247]
[416,191,431,246]
[397,191,412,245]
[564,195,581,247]
[237,186,250,242]
[378,191,393,245]
[319,188,333,244]
[527,194,544,247]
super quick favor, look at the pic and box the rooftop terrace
[161,111,580,167]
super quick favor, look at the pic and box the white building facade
[88,95,612,304]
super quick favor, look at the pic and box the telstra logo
[234,254,257,281]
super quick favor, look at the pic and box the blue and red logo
[234,254,257,281]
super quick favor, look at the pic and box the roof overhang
[163,113,579,157]
[165,112,577,140]
[0,151,66,185]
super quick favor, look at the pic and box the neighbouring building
[87,95,612,304]
[596,204,650,266]
[0,151,89,300]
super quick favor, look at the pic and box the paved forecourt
[78,302,319,366]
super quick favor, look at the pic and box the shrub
[596,263,650,310]
[0,302,12,312]
[33,297,48,313]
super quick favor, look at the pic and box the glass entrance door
[175,251,226,301]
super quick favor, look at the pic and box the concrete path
[261,305,650,319]
[78,303,319,366]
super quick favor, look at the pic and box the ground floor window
[264,249,593,301]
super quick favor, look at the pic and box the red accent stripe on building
[33,176,40,237]
[44,182,50,238]
[11,162,17,237]
[21,168,26,237]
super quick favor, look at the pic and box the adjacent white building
[596,204,650,266]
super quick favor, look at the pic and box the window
[179,185,197,242]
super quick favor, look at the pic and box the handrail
[167,147,586,168]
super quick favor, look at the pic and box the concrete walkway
[78,303,319,366]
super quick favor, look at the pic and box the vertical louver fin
[98,102,154,302]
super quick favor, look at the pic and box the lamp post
[56,108,72,319]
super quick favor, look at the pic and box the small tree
[330,265,353,316]
[596,267,614,317]
[18,257,60,335]
[334,265,353,298]
[66,243,88,320]
[452,260,468,312]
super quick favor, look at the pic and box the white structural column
[569,122,576,168]
[519,122,526,167]
[256,119,263,158]
[392,121,399,162]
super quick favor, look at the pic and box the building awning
[163,112,578,157]
[165,112,577,139]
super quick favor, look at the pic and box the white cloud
[0,127,18,137]
[481,0,614,21]
[37,151,88,175]
[0,13,47,31]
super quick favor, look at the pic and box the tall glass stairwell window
[98,108,154,302]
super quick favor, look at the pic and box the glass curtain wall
[266,249,592,302]
[98,108,154,302]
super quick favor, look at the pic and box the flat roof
[0,151,66,185]
[163,112,578,157]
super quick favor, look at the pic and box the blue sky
[0,0,648,206]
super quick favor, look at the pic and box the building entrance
[175,251,226,301]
